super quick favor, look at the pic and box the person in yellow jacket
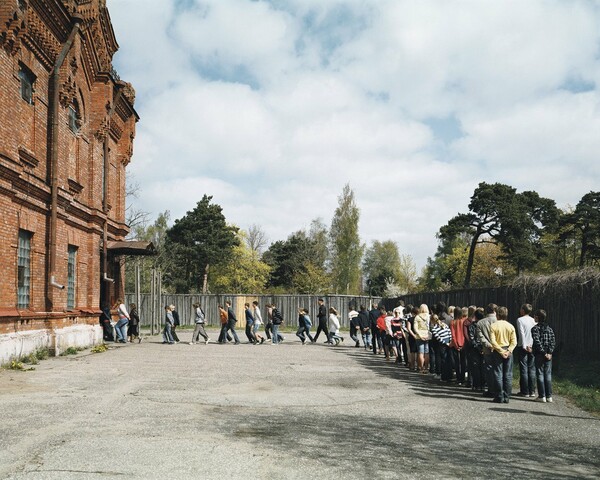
[489,306,517,404]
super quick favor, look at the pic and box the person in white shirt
[516,303,536,397]
[113,298,129,344]
[252,301,266,344]
[328,308,344,346]
[348,306,361,347]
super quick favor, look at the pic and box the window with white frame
[67,245,77,309]
[17,230,32,308]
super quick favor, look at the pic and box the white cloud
[109,0,600,271]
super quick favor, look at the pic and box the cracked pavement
[1,330,599,479]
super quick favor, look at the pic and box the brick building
[0,0,140,362]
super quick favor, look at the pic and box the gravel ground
[0,330,599,480]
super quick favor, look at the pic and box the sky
[109,0,600,271]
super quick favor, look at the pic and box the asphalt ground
[0,329,599,480]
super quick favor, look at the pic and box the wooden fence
[125,293,380,331]
[382,272,600,356]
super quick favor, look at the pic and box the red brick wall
[0,1,137,327]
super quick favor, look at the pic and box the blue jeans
[362,330,372,348]
[296,325,314,343]
[535,354,553,398]
[518,349,536,395]
[115,318,128,342]
[415,340,429,354]
[226,320,240,343]
[272,324,281,344]
[163,323,174,343]
[491,351,513,401]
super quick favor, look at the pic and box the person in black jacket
[358,305,371,349]
[532,309,556,403]
[271,304,284,345]
[225,301,241,344]
[100,304,114,342]
[169,304,180,343]
[128,303,141,343]
[369,302,382,354]
[313,298,331,344]
[244,303,257,344]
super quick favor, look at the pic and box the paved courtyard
[1,330,599,479]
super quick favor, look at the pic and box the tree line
[125,182,600,296]
[421,183,600,291]
[126,184,417,296]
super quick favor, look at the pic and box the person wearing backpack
[271,304,284,345]
[190,303,209,345]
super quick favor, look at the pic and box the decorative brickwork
[0,0,138,362]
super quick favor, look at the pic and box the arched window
[68,100,81,133]
[18,64,35,104]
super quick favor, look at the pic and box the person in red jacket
[449,306,467,385]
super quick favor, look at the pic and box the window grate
[67,245,77,309]
[17,230,32,308]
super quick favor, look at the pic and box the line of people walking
[115,297,556,405]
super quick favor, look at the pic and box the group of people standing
[360,301,556,405]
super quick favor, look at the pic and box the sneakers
[547,397,553,403]
[205,339,210,345]
[189,342,195,345]
[536,397,547,403]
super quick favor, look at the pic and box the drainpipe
[47,16,83,311]
[102,89,122,291]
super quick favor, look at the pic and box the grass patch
[2,347,50,371]
[3,360,35,371]
[513,357,600,416]
[91,344,108,354]
[553,358,600,415]
[60,346,84,356]
[7,360,25,370]
[35,348,50,361]
[21,353,39,365]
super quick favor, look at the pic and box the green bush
[60,346,81,356]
